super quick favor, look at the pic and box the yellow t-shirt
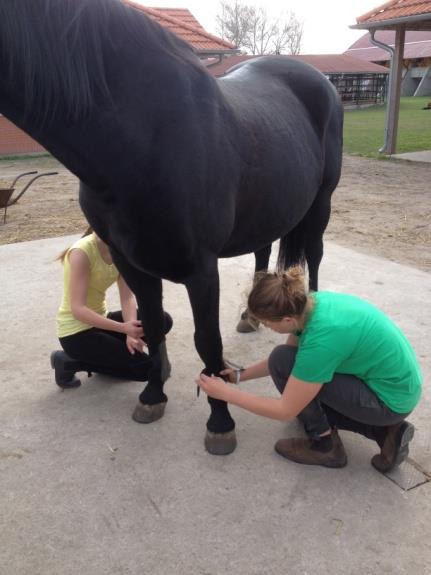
[56,233,119,338]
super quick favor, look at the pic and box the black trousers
[268,345,410,442]
[59,311,172,382]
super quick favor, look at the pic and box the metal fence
[327,73,388,105]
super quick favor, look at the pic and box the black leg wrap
[206,398,235,433]
[139,383,167,405]
[138,341,171,405]
[147,340,171,383]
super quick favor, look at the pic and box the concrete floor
[1,235,430,575]
[392,150,431,163]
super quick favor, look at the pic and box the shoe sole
[371,421,415,473]
[394,421,415,466]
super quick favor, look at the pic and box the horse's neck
[0,0,219,187]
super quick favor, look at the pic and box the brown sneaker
[274,429,347,468]
[371,421,414,473]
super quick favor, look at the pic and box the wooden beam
[384,25,405,154]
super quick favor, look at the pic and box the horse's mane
[0,0,201,122]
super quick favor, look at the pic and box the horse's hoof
[236,310,260,333]
[204,430,237,455]
[132,401,167,424]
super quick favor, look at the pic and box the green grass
[0,152,50,161]
[343,96,431,158]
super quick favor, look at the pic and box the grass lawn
[343,96,431,158]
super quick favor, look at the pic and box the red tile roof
[355,0,431,29]
[345,30,431,61]
[123,2,237,53]
[206,54,390,78]
[144,7,206,31]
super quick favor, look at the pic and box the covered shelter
[345,31,431,97]
[350,0,431,154]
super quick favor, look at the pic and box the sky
[138,0,383,54]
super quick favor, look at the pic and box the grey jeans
[268,345,410,440]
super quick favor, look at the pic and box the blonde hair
[247,265,311,321]
[56,225,93,263]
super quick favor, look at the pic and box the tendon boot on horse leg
[186,269,237,455]
[237,244,272,333]
[132,339,171,423]
[133,289,171,424]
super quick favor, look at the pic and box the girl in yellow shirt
[51,228,172,388]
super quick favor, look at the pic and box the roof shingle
[123,2,237,53]
[356,0,431,28]
[345,30,431,61]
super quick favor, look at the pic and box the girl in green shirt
[197,266,422,473]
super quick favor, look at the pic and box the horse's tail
[276,222,307,274]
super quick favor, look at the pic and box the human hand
[122,320,144,339]
[220,368,237,384]
[196,373,229,401]
[126,335,146,355]
[221,359,245,384]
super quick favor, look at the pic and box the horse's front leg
[110,250,171,423]
[185,262,237,455]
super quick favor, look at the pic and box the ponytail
[248,265,310,321]
[56,225,93,263]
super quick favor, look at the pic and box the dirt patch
[326,154,431,272]
[0,154,430,272]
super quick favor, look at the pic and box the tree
[216,1,303,55]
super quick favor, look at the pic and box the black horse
[0,0,343,454]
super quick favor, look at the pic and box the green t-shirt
[292,292,422,413]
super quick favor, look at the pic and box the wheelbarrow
[0,170,58,224]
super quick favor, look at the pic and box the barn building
[206,53,389,106]
[345,30,431,96]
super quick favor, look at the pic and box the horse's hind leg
[277,163,341,290]
[110,250,171,423]
[306,104,343,290]
[236,243,272,333]
[305,147,342,290]
[303,190,332,291]
[185,261,237,455]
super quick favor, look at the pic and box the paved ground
[392,150,431,163]
[1,235,430,575]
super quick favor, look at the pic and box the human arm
[196,373,322,422]
[221,334,298,383]
[117,275,144,354]
[68,249,143,339]
[221,358,269,384]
